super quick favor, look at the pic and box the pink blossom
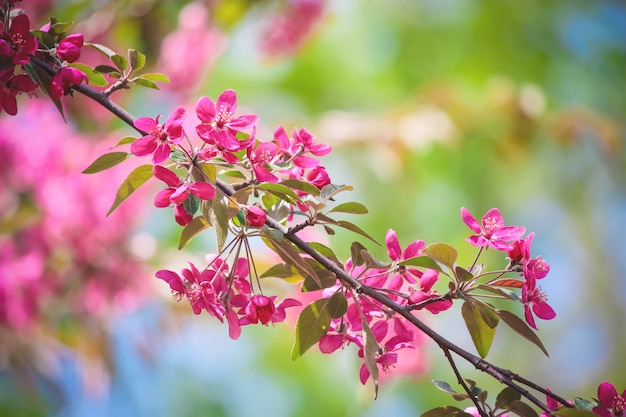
[153,165,215,226]
[461,207,526,251]
[244,295,276,325]
[248,141,279,183]
[56,33,84,63]
[408,269,453,314]
[1,14,38,65]
[593,382,626,417]
[385,229,425,289]
[274,125,331,168]
[521,278,556,330]
[306,165,330,189]
[49,67,88,100]
[131,108,186,164]
[0,71,37,115]
[195,89,258,152]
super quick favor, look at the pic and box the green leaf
[431,380,470,401]
[320,184,353,201]
[552,410,599,417]
[260,263,303,283]
[178,216,211,249]
[26,61,65,122]
[302,270,337,292]
[308,242,344,268]
[86,43,117,57]
[573,398,597,412]
[399,255,444,273]
[495,386,522,410]
[328,201,368,215]
[94,64,120,74]
[111,54,128,72]
[107,164,153,216]
[327,291,348,318]
[135,72,170,83]
[128,49,146,72]
[360,311,380,399]
[291,298,333,360]
[256,183,301,204]
[280,178,320,196]
[508,400,540,417]
[335,220,380,245]
[82,152,128,174]
[424,242,458,270]
[421,406,474,417]
[209,196,230,252]
[132,77,159,90]
[112,136,137,148]
[69,63,107,86]
[262,237,321,288]
[461,300,499,358]
[455,266,474,282]
[495,309,549,356]
[183,194,200,217]
[350,241,368,267]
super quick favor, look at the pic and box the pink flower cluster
[0,5,88,115]
[0,14,38,115]
[156,257,301,340]
[131,89,332,227]
[318,229,446,384]
[461,207,555,329]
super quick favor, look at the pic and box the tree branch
[30,57,568,413]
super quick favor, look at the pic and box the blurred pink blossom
[157,1,226,92]
[0,100,150,331]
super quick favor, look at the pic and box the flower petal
[461,207,482,234]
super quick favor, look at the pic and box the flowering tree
[1,1,624,416]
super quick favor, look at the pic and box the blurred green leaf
[128,49,146,72]
[328,201,368,215]
[111,54,128,72]
[107,164,153,216]
[178,216,211,250]
[82,152,128,174]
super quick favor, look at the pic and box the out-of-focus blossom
[260,0,326,58]
[157,1,226,92]
[0,101,149,331]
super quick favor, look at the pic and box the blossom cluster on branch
[0,2,623,417]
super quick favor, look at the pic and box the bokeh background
[1,0,625,416]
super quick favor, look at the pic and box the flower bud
[246,206,266,228]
